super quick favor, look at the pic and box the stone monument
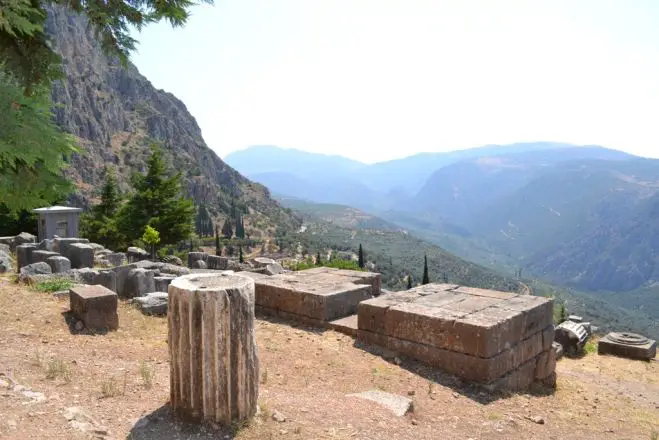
[33,206,82,241]
[168,273,259,424]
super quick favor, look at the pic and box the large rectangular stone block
[255,278,372,321]
[69,243,94,269]
[69,285,118,331]
[31,250,60,264]
[598,333,657,360]
[16,244,37,269]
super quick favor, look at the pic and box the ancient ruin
[168,273,259,424]
[69,285,119,331]
[357,284,556,391]
[598,332,657,361]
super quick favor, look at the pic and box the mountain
[45,6,300,237]
[225,143,623,212]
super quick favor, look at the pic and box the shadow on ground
[60,310,111,336]
[353,339,555,405]
[127,405,235,440]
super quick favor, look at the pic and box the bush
[36,279,75,293]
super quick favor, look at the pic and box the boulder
[253,257,275,268]
[161,255,183,266]
[0,250,12,273]
[16,244,37,269]
[187,252,208,268]
[264,263,284,276]
[72,268,117,292]
[89,243,106,252]
[95,249,113,257]
[0,243,10,255]
[46,256,72,273]
[132,292,168,316]
[69,243,94,269]
[124,268,155,298]
[14,232,36,248]
[191,260,207,269]
[0,237,14,250]
[20,262,52,276]
[31,250,60,264]
[127,247,150,263]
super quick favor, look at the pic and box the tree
[79,167,126,250]
[116,144,194,246]
[195,204,213,237]
[559,303,567,323]
[235,213,245,239]
[358,244,365,269]
[0,74,78,213]
[239,245,244,263]
[215,225,222,256]
[422,254,430,285]
[407,274,413,290]
[316,251,322,266]
[1,0,214,96]
[141,225,161,260]
[221,218,233,239]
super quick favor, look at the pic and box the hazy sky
[130,0,659,163]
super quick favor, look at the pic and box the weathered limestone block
[133,291,168,316]
[54,238,89,259]
[127,246,150,263]
[154,276,176,292]
[124,268,155,298]
[36,239,55,251]
[106,253,126,267]
[14,232,36,249]
[598,332,656,361]
[192,260,207,269]
[31,250,60,264]
[16,244,37,269]
[46,256,72,273]
[265,263,284,275]
[20,262,52,276]
[252,257,275,268]
[0,250,12,273]
[69,285,118,331]
[187,252,208,268]
[73,268,117,292]
[0,243,10,255]
[168,273,259,424]
[69,243,94,269]
[207,255,228,270]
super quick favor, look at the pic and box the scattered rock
[524,415,545,425]
[132,291,168,316]
[63,406,108,436]
[20,262,52,277]
[75,321,84,331]
[271,410,287,423]
[192,259,207,269]
[347,390,413,416]
[264,263,284,276]
[0,250,12,273]
[45,256,71,273]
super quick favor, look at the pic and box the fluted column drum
[168,272,259,424]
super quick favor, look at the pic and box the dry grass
[45,358,72,383]
[0,274,658,440]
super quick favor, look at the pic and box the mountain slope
[45,6,300,237]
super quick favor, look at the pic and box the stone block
[69,243,94,269]
[106,253,126,267]
[253,257,275,268]
[36,239,54,251]
[126,246,150,263]
[0,250,12,273]
[72,268,116,292]
[133,291,168,316]
[255,275,372,321]
[534,347,557,380]
[265,263,284,275]
[54,238,89,259]
[46,256,71,273]
[16,244,37,269]
[598,332,656,361]
[31,250,60,264]
[192,259,207,269]
[69,285,118,331]
[20,262,52,276]
[187,252,208,268]
[347,390,412,416]
[207,255,228,270]
[154,276,176,292]
[0,243,10,255]
[124,268,155,298]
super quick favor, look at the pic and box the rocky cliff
[44,6,300,237]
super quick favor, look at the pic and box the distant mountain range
[226,143,659,300]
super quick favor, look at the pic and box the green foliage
[116,145,194,246]
[141,225,160,246]
[195,204,214,237]
[358,244,364,269]
[0,73,78,213]
[79,167,126,250]
[35,278,74,292]
[316,251,322,266]
[215,226,222,255]
[239,245,244,263]
[0,0,213,94]
[422,254,430,285]
[221,218,233,239]
[235,213,245,239]
[0,205,37,235]
[583,340,597,355]
[407,274,412,290]
[559,303,566,323]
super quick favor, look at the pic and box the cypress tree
[79,167,125,249]
[316,251,322,266]
[221,218,233,239]
[358,244,365,269]
[215,226,221,255]
[239,245,244,263]
[559,303,567,323]
[422,254,430,285]
[407,274,413,290]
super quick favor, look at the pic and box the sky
[130,0,659,164]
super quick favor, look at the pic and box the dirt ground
[0,275,657,440]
